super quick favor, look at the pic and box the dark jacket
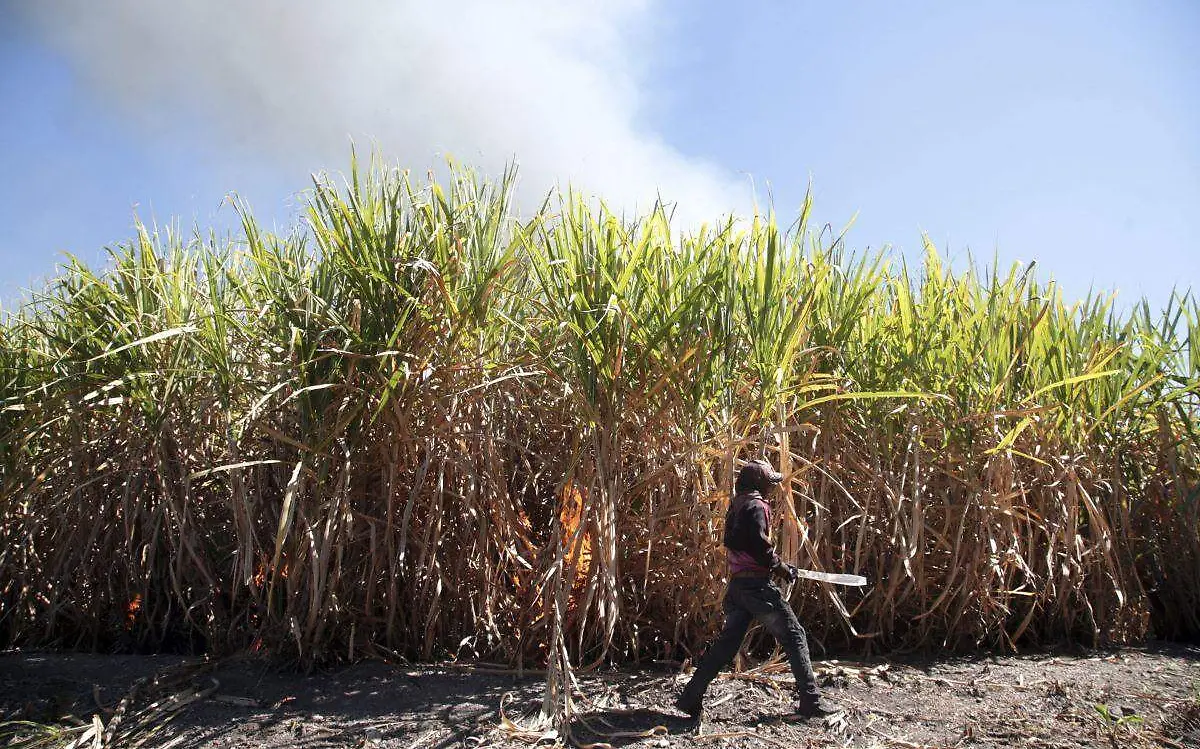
[723,490,781,574]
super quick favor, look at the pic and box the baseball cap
[738,458,784,490]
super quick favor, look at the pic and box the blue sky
[2,1,1197,311]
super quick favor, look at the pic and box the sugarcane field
[4,5,1200,748]
[1,160,1197,748]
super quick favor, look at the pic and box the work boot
[674,688,702,719]
[791,693,838,719]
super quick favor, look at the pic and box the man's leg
[739,581,823,705]
[677,590,752,716]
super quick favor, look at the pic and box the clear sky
[2,1,1197,310]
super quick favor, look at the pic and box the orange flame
[125,594,142,629]
[559,481,593,580]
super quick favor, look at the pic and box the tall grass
[1,158,1197,724]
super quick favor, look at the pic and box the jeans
[682,577,820,702]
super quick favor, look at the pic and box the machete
[794,568,868,586]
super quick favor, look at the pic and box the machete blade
[796,569,868,586]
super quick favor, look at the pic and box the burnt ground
[1,645,1198,748]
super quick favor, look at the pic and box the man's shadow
[569,707,696,747]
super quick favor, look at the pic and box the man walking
[676,458,835,719]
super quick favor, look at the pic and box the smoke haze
[19,1,749,220]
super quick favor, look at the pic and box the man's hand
[774,562,799,583]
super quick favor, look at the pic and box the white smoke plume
[19,1,749,222]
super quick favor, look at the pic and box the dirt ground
[2,644,1198,748]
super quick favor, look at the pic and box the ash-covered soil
[1,645,1198,748]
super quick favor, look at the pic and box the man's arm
[743,499,782,571]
